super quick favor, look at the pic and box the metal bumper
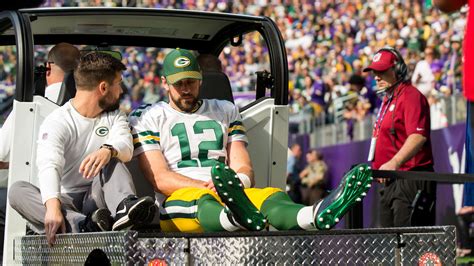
[14,226,455,265]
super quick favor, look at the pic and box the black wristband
[100,144,118,158]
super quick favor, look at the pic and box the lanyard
[373,95,393,138]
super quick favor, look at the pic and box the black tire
[84,249,110,266]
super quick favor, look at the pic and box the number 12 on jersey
[171,120,225,168]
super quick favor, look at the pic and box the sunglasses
[80,50,123,61]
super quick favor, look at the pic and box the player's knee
[8,181,30,209]
[197,192,220,204]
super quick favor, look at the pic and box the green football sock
[260,191,307,230]
[197,194,240,232]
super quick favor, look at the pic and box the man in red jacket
[364,47,436,227]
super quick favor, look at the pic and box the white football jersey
[129,99,247,182]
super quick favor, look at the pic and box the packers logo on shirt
[95,126,109,137]
[174,56,191,68]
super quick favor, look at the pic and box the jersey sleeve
[129,105,161,157]
[226,102,248,144]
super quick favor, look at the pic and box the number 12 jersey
[129,99,248,182]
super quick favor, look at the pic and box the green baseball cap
[163,48,202,84]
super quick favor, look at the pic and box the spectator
[427,90,448,130]
[299,149,328,205]
[287,143,303,204]
[442,35,463,94]
[412,47,436,97]
[342,101,357,141]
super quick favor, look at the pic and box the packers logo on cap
[174,56,191,68]
[163,48,203,84]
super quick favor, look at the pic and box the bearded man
[9,52,156,246]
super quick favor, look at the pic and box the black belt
[372,170,474,184]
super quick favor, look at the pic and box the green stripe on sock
[161,213,195,220]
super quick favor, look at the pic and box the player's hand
[44,198,66,247]
[204,180,217,193]
[79,148,112,179]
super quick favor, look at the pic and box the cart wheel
[85,249,110,266]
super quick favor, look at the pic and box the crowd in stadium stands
[0,0,467,130]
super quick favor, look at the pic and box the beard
[170,93,198,113]
[99,92,120,112]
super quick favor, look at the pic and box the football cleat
[314,163,372,230]
[211,162,266,231]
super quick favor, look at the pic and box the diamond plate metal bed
[14,226,455,265]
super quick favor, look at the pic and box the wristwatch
[100,144,118,158]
